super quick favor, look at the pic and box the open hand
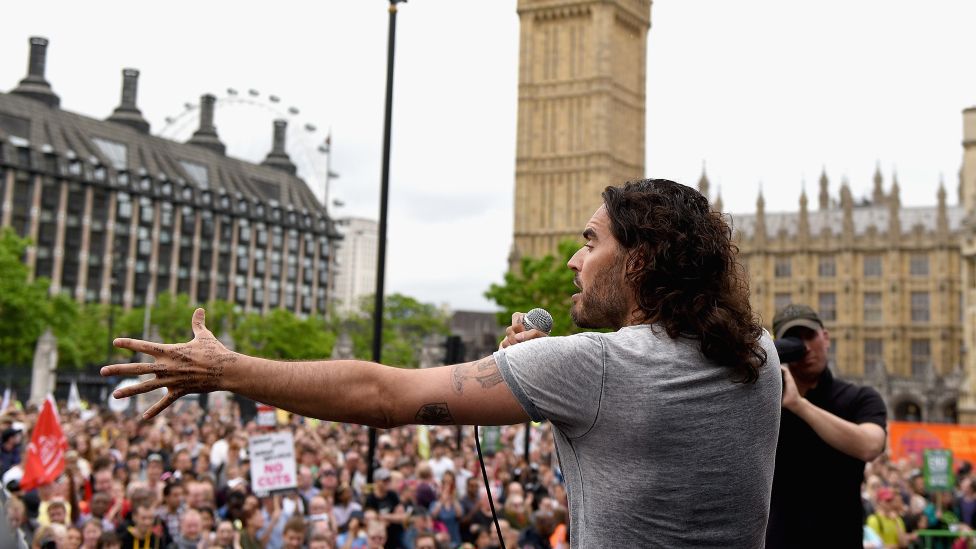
[100,308,236,419]
[499,312,548,350]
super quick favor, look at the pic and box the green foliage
[233,308,335,360]
[117,292,198,343]
[0,228,80,366]
[336,293,451,368]
[57,302,108,368]
[484,239,582,336]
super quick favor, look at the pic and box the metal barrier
[915,529,976,549]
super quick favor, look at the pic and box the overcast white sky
[4,1,975,311]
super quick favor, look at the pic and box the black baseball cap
[773,304,824,339]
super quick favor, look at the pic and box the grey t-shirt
[495,324,781,549]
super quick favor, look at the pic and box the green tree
[484,239,581,336]
[0,228,80,366]
[114,294,239,360]
[337,293,451,368]
[57,302,109,368]
[233,308,335,360]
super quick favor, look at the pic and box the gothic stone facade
[726,168,963,423]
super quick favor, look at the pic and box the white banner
[248,431,297,496]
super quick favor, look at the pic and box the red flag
[20,395,68,491]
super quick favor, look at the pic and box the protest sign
[249,431,297,496]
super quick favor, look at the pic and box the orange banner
[888,421,976,468]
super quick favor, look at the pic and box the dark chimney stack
[107,69,150,134]
[262,120,297,175]
[187,94,226,155]
[11,36,60,108]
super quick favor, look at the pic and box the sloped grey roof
[731,204,965,239]
[0,91,324,214]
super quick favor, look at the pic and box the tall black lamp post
[368,0,406,485]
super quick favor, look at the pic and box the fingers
[100,363,158,377]
[113,376,171,399]
[511,312,525,329]
[192,308,213,338]
[113,338,168,356]
[499,328,547,349]
[142,389,182,420]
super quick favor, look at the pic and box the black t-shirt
[365,490,403,549]
[765,368,887,549]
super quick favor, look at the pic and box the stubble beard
[570,261,630,330]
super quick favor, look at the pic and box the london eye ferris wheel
[157,88,341,212]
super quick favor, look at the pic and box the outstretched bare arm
[101,308,529,426]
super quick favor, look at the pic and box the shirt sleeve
[493,333,606,439]
[852,385,888,429]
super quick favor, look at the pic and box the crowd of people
[4,393,976,548]
[0,394,568,549]
[862,455,976,548]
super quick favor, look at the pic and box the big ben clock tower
[511,0,652,265]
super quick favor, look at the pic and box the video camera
[774,336,807,364]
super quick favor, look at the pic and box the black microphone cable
[475,307,552,549]
[475,424,506,549]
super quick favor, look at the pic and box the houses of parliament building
[509,0,976,423]
[727,168,965,423]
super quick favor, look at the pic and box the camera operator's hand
[499,312,548,350]
[780,366,801,412]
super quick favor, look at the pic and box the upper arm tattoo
[451,356,504,395]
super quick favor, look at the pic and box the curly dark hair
[602,178,766,383]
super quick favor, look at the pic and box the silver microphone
[521,308,553,335]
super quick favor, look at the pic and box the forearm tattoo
[451,356,504,395]
[415,403,454,425]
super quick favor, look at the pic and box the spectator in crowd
[238,505,264,549]
[306,495,335,540]
[297,466,318,503]
[157,482,183,541]
[866,487,908,548]
[333,484,361,533]
[65,525,83,548]
[119,501,163,549]
[336,511,368,549]
[364,468,405,549]
[41,498,68,527]
[412,532,437,549]
[32,523,67,549]
[281,516,306,549]
[401,508,434,549]
[256,494,289,549]
[459,477,482,544]
[1,427,23,478]
[428,441,455,484]
[766,304,888,549]
[430,470,462,547]
[413,464,437,512]
[167,508,203,549]
[211,520,237,549]
[307,532,332,549]
[957,477,976,527]
[365,520,388,549]
[85,493,115,532]
[80,519,102,549]
[6,494,33,545]
[95,530,121,549]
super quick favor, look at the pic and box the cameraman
[765,304,888,549]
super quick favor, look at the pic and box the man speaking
[103,179,781,548]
